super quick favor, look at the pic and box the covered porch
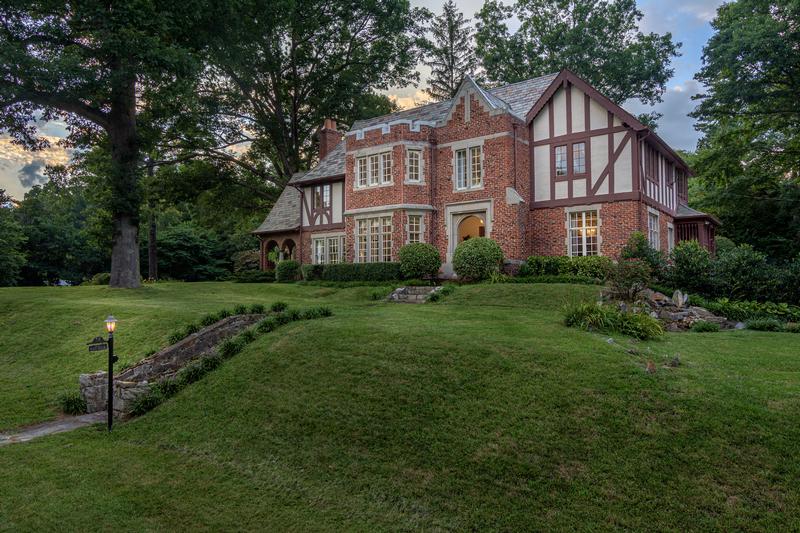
[674,204,719,253]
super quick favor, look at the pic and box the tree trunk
[148,197,158,281]
[108,75,142,288]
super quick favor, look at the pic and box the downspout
[512,122,518,190]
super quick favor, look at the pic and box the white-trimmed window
[312,236,344,264]
[381,152,392,184]
[355,216,393,262]
[369,155,380,186]
[568,210,599,256]
[555,145,568,176]
[357,157,367,187]
[648,211,660,250]
[407,149,422,182]
[407,214,422,243]
[455,146,483,190]
[313,184,331,209]
[356,152,392,188]
[573,142,586,174]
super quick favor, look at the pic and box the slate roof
[253,185,300,234]
[489,73,560,119]
[288,141,346,185]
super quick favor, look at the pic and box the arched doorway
[265,239,279,269]
[457,215,485,243]
[281,239,296,260]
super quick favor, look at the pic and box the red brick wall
[529,201,643,259]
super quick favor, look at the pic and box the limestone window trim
[405,211,426,244]
[405,148,425,185]
[452,144,485,192]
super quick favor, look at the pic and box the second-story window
[313,184,331,209]
[573,142,586,174]
[356,151,393,188]
[555,145,568,176]
[407,149,422,182]
[455,146,483,190]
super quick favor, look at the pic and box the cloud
[388,89,432,110]
[17,159,49,188]
[625,79,703,151]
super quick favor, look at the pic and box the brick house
[254,70,717,274]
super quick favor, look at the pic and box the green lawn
[1,282,799,530]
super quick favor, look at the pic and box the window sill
[404,180,426,186]
[453,185,485,193]
[354,182,394,191]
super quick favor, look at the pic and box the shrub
[691,320,720,333]
[621,231,666,280]
[239,329,257,344]
[780,254,800,305]
[217,337,245,359]
[519,256,611,280]
[157,378,181,399]
[217,309,232,319]
[276,260,301,283]
[319,262,402,282]
[713,245,774,301]
[370,288,390,301]
[233,304,248,315]
[563,302,663,340]
[714,236,737,255]
[248,303,265,315]
[505,274,601,285]
[200,313,220,327]
[256,317,278,333]
[88,272,111,286]
[232,249,260,273]
[785,322,800,334]
[689,297,800,322]
[398,243,441,280]
[669,240,713,294]
[168,331,184,345]
[746,318,784,332]
[270,301,288,313]
[129,389,164,416]
[608,259,652,301]
[301,264,324,281]
[57,391,87,415]
[452,237,504,281]
[232,270,275,283]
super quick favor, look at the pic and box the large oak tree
[0,1,215,287]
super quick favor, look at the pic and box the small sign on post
[87,336,108,352]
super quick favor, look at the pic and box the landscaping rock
[672,290,688,308]
[387,286,441,303]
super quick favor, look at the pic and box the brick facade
[257,72,713,273]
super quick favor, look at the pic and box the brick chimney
[318,119,341,160]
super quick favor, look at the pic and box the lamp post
[105,315,118,431]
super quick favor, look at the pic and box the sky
[0,0,723,201]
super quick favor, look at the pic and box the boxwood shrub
[275,260,301,283]
[318,262,402,282]
[452,237,504,281]
[301,264,324,281]
[519,255,612,279]
[398,243,441,280]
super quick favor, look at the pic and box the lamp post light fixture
[104,315,118,431]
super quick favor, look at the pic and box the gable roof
[288,141,346,185]
[253,185,301,234]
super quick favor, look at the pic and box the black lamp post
[104,315,118,431]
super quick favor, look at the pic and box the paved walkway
[0,412,105,446]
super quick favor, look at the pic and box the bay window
[356,216,393,262]
[355,151,393,188]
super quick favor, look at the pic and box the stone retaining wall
[80,314,263,417]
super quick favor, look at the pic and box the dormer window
[455,146,483,190]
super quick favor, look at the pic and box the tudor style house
[254,70,717,273]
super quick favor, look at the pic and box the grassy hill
[1,282,798,530]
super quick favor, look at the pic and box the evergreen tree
[423,0,477,101]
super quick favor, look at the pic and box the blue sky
[0,0,722,200]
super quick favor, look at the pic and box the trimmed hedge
[316,262,402,282]
[520,255,613,279]
[398,243,441,280]
[452,237,504,280]
[276,260,301,282]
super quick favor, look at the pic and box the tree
[0,190,26,286]
[0,1,215,287]
[198,0,426,185]
[422,0,477,101]
[689,0,800,260]
[474,0,680,106]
